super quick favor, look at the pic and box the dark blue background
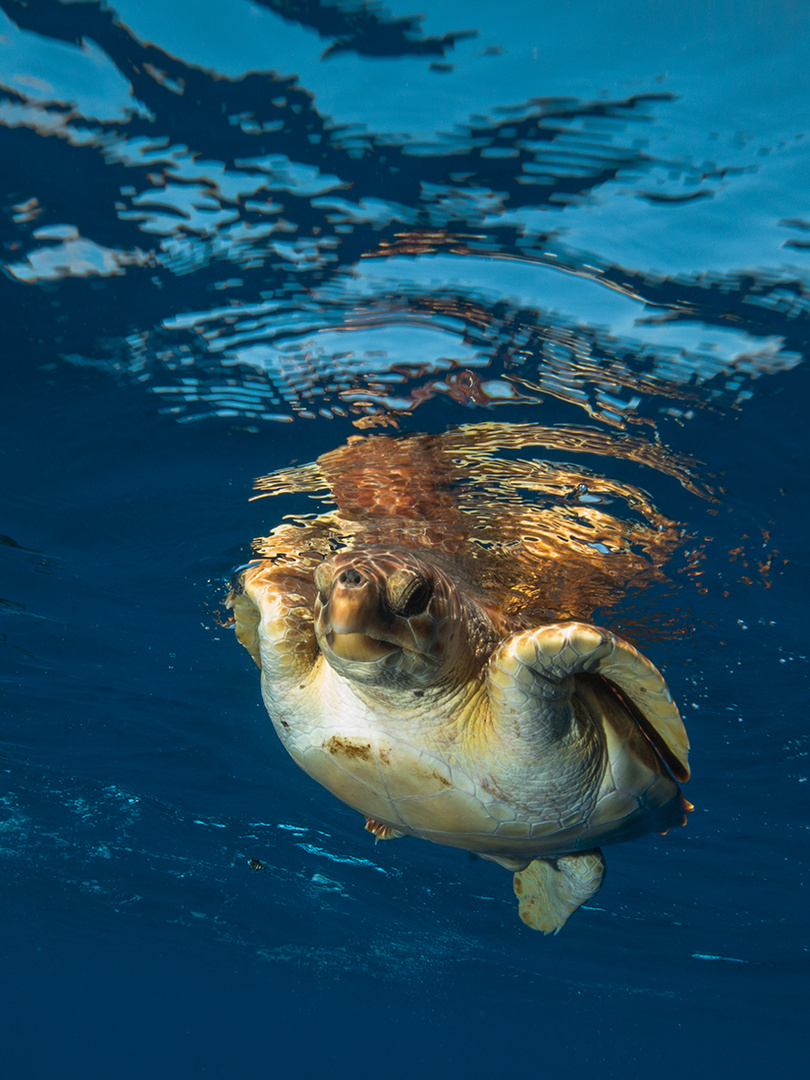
[1,2,807,1076]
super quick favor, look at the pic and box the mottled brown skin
[229,545,690,933]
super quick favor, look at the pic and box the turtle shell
[228,423,701,931]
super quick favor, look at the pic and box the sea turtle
[228,427,692,933]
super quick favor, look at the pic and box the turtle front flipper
[489,622,689,781]
[513,850,605,933]
[227,562,319,680]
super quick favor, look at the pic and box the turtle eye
[386,568,433,616]
[314,561,336,598]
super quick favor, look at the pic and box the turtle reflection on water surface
[228,424,694,933]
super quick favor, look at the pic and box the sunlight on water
[244,422,710,630]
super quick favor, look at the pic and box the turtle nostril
[339,568,363,587]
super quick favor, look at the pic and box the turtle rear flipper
[513,849,605,933]
[364,817,405,841]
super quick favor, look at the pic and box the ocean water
[1,1,807,1076]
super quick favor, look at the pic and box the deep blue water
[1,1,808,1076]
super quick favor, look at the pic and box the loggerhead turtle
[228,425,693,933]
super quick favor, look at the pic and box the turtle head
[313,548,469,688]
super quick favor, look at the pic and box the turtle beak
[319,568,398,662]
[327,568,378,635]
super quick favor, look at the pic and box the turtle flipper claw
[365,817,404,841]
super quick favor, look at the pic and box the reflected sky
[1,0,808,433]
